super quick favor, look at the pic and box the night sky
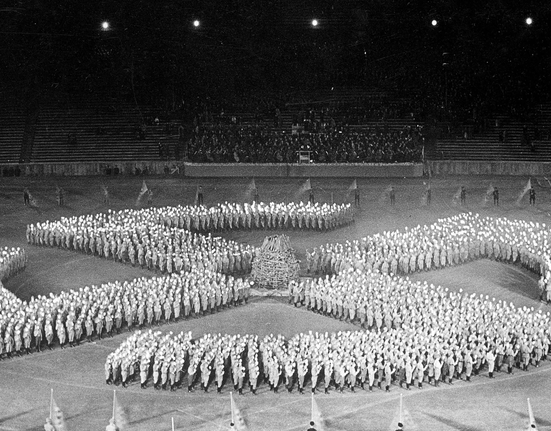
[1,0,550,117]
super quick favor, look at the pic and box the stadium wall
[428,161,551,176]
[0,162,424,178]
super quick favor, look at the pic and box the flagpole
[112,390,116,421]
[49,388,53,420]
[172,416,175,431]
[311,392,314,423]
[230,392,234,424]
[399,393,403,425]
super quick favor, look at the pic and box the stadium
[1,1,551,431]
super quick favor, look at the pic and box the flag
[452,186,462,206]
[311,394,325,431]
[140,180,149,195]
[251,178,256,192]
[28,192,38,208]
[527,398,538,430]
[350,179,357,191]
[194,185,199,206]
[113,390,128,430]
[230,392,248,431]
[51,396,67,431]
[305,178,312,191]
[136,180,149,205]
[524,178,532,194]
[516,178,532,205]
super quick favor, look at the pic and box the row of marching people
[0,268,251,360]
[106,296,550,396]
[26,212,255,277]
[0,246,27,284]
[308,213,551,278]
[157,201,354,232]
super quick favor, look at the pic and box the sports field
[1,174,550,431]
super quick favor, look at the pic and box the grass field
[1,174,551,431]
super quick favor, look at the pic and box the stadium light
[101,21,110,30]
[431,19,438,27]
[526,17,533,25]
[193,20,200,28]
[311,19,318,27]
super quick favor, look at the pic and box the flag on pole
[350,179,357,191]
[136,181,149,205]
[527,398,538,429]
[251,178,256,192]
[452,186,462,206]
[51,395,67,431]
[311,394,325,431]
[524,178,532,193]
[305,178,312,190]
[113,390,128,430]
[516,178,532,205]
[140,180,149,195]
[230,392,248,431]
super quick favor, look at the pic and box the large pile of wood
[251,235,300,289]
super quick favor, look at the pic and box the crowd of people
[187,125,423,164]
[0,246,27,284]
[26,209,256,276]
[307,213,551,284]
[155,202,353,232]
[25,201,353,279]
[0,268,251,359]
[107,270,551,395]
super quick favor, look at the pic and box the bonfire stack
[251,235,300,289]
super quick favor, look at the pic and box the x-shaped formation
[1,204,550,397]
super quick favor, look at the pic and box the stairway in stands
[435,105,551,161]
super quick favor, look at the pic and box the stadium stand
[0,90,26,165]
[30,91,180,163]
[435,104,551,161]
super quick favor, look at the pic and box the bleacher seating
[30,91,179,163]
[435,106,551,161]
[0,91,26,164]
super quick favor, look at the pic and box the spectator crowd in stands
[187,125,423,164]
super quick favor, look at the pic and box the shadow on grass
[502,406,551,427]
[129,409,181,426]
[0,408,36,426]
[424,412,481,431]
